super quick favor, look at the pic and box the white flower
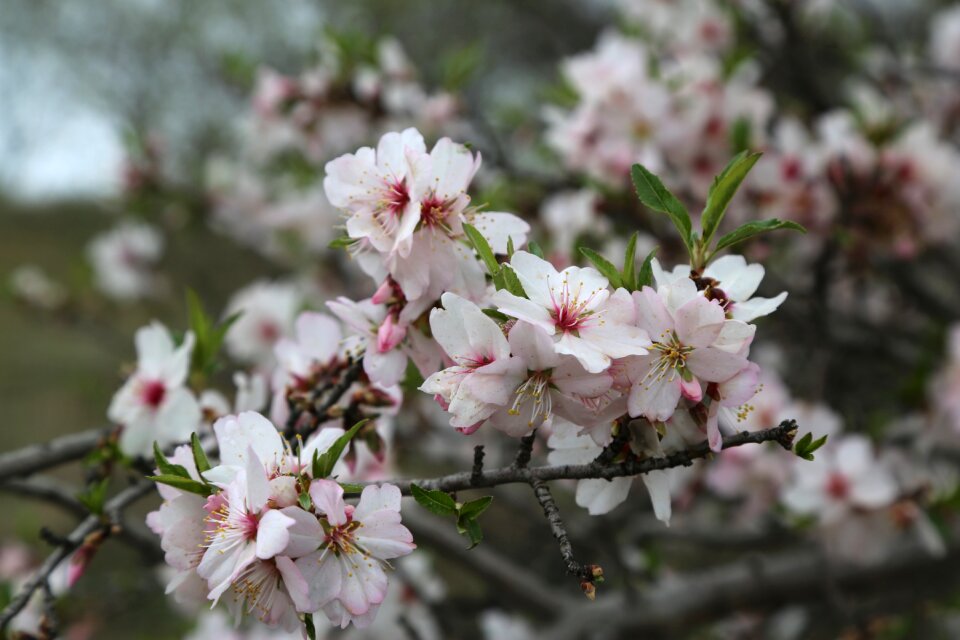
[652,255,787,323]
[224,280,302,365]
[108,322,201,457]
[86,221,164,300]
[492,251,651,373]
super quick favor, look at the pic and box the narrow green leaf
[190,433,211,474]
[459,495,493,520]
[714,219,806,254]
[338,482,365,494]
[630,164,692,249]
[622,232,639,290]
[579,247,623,289]
[807,434,829,454]
[506,236,515,258]
[636,247,659,289]
[500,265,527,298]
[460,516,484,549]
[311,449,322,481]
[410,484,458,517]
[304,613,317,640]
[147,475,215,497]
[152,442,191,479]
[77,478,110,515]
[463,223,501,277]
[481,308,510,322]
[701,151,762,245]
[315,419,368,479]
[298,491,312,511]
[527,241,545,260]
[328,235,356,249]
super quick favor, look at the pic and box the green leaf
[459,495,493,520]
[190,433,211,474]
[481,308,510,322]
[77,478,110,515]
[459,516,484,549]
[794,433,829,461]
[298,491,312,511]
[313,419,368,479]
[630,164,692,249]
[328,235,356,249]
[527,241,545,260]
[636,247,659,289]
[410,484,458,517]
[730,117,751,153]
[713,219,806,254]
[701,151,763,245]
[622,232,639,290]
[338,482,365,495]
[147,475,215,497]
[506,236,515,258]
[579,247,623,289]
[499,265,527,298]
[152,442,191,479]
[304,613,317,640]
[463,223,501,277]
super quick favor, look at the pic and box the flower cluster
[149,411,414,632]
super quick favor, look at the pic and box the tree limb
[0,428,109,483]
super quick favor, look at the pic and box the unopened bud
[588,564,604,583]
[580,580,596,601]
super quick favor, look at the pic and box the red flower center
[141,380,167,409]
[826,473,850,500]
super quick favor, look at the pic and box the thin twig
[513,430,538,469]
[530,478,598,598]
[354,421,797,497]
[471,445,485,486]
[0,428,110,483]
[0,480,154,632]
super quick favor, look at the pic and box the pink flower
[781,435,898,526]
[107,322,201,457]
[295,481,414,622]
[624,278,753,432]
[492,251,651,373]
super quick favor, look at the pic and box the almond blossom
[107,322,202,457]
[295,481,415,628]
[652,255,788,323]
[492,251,651,373]
[86,221,164,300]
[624,278,754,439]
[224,280,303,366]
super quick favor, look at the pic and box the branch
[0,480,154,632]
[0,428,109,482]
[0,476,87,518]
[530,479,600,598]
[354,421,797,496]
[283,355,365,440]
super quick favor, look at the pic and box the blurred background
[3,0,960,638]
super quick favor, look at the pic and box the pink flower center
[781,157,802,182]
[141,380,167,408]
[258,321,280,344]
[549,280,600,333]
[826,473,850,500]
[419,194,452,228]
[385,178,410,216]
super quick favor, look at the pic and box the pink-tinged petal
[392,200,422,256]
[429,137,480,198]
[355,518,415,559]
[730,293,787,323]
[663,277,700,315]
[641,470,673,524]
[706,255,764,301]
[310,479,348,526]
[162,331,195,387]
[491,290,555,335]
[134,322,175,376]
[295,550,342,608]
[268,476,299,509]
[337,553,389,615]
[275,555,313,612]
[713,320,756,355]
[508,321,561,371]
[301,428,346,468]
[244,446,271,512]
[214,411,285,472]
[447,388,499,430]
[354,484,402,520]
[376,314,406,353]
[508,251,561,308]
[429,299,471,360]
[601,288,636,324]
[680,376,702,402]
[633,286,673,340]
[155,387,202,445]
[849,468,898,509]
[362,349,408,387]
[323,147,377,209]
[555,332,610,373]
[468,212,530,254]
[117,420,154,459]
[578,322,650,360]
[278,506,325,558]
[628,375,681,422]
[201,540,257,602]
[255,509,295,559]
[674,296,725,348]
[575,477,632,515]
[295,312,342,363]
[553,359,612,398]
[685,347,748,383]
[706,403,722,452]
[718,362,761,407]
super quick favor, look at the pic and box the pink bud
[680,376,703,403]
[371,279,394,305]
[376,315,406,353]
